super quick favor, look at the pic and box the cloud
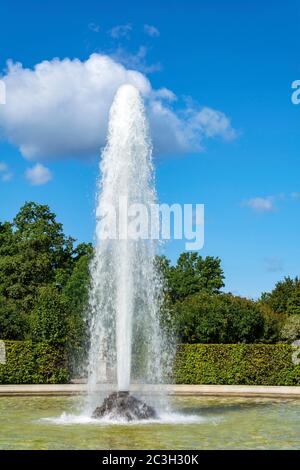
[0,54,236,161]
[25,163,52,185]
[243,197,274,213]
[109,24,132,39]
[112,46,162,74]
[88,22,100,33]
[264,257,284,273]
[185,106,237,141]
[0,79,5,104]
[243,192,299,213]
[0,161,13,182]
[1,172,13,182]
[152,87,177,101]
[144,24,160,37]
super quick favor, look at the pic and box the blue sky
[0,0,299,298]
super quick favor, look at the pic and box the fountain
[92,391,156,421]
[86,84,169,421]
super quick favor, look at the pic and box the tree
[0,222,17,298]
[160,252,225,303]
[0,297,28,340]
[258,302,285,344]
[261,277,300,314]
[287,288,300,315]
[0,202,93,345]
[281,315,300,343]
[30,285,69,343]
[173,292,265,344]
[0,202,75,315]
[63,244,93,348]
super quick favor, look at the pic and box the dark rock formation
[92,391,157,421]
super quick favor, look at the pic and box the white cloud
[0,54,236,161]
[186,107,236,141]
[243,192,300,213]
[0,161,13,182]
[1,172,13,182]
[243,197,274,213]
[112,46,162,74]
[0,79,5,104]
[0,161,8,172]
[144,24,160,37]
[25,163,52,185]
[88,22,100,33]
[152,87,177,101]
[264,257,284,273]
[109,24,132,39]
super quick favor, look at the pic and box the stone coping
[0,384,300,398]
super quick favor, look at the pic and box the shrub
[0,340,69,384]
[281,315,300,343]
[174,343,300,385]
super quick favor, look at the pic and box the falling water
[86,84,170,411]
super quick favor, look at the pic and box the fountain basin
[1,395,300,449]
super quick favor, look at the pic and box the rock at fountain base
[92,391,157,421]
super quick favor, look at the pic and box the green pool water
[0,395,299,449]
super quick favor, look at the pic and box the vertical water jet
[86,84,169,419]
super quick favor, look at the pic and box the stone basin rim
[1,384,300,398]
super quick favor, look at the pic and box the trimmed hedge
[1,341,300,386]
[174,343,300,386]
[0,341,69,384]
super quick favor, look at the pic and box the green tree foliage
[63,243,93,348]
[258,303,285,344]
[0,201,298,362]
[0,202,92,346]
[281,315,300,343]
[158,253,284,344]
[0,297,28,340]
[172,292,265,344]
[158,252,225,303]
[287,288,300,315]
[30,285,69,343]
[261,276,300,314]
[0,202,74,313]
